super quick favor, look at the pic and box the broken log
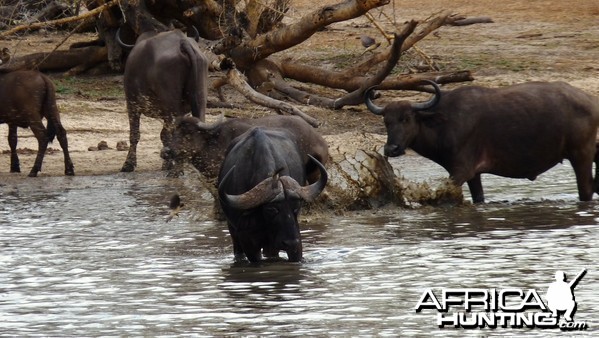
[225,68,320,127]
[0,45,107,73]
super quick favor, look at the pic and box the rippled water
[1,157,598,336]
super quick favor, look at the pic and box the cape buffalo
[119,29,208,173]
[365,80,599,203]
[218,127,328,262]
[0,70,74,177]
[171,115,329,182]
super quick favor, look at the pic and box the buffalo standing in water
[218,127,328,262]
[365,80,599,203]
[0,70,74,177]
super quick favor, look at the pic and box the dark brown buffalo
[218,127,328,262]
[171,115,329,182]
[365,80,599,203]
[120,29,209,173]
[0,70,74,177]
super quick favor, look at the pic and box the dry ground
[0,0,598,178]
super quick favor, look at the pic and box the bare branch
[347,11,452,77]
[449,16,494,26]
[225,68,320,127]
[333,20,418,108]
[0,0,119,39]
[378,70,474,90]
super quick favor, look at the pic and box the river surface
[1,155,597,337]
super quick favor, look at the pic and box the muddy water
[1,156,598,336]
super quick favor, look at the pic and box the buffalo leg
[28,121,48,177]
[245,250,262,263]
[160,120,175,172]
[229,225,247,262]
[121,111,140,172]
[8,125,20,173]
[240,238,262,263]
[466,174,485,203]
[594,143,599,194]
[571,155,594,201]
[54,122,75,176]
[286,244,303,262]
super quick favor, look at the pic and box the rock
[97,140,110,150]
[116,140,129,151]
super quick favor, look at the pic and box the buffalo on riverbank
[119,29,209,173]
[0,70,74,177]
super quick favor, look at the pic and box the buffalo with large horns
[365,80,599,203]
[218,127,328,262]
[118,29,209,173]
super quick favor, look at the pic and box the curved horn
[116,27,135,50]
[218,166,284,210]
[364,86,385,115]
[280,155,328,202]
[195,113,225,131]
[411,80,441,111]
[189,26,200,42]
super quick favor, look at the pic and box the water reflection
[1,166,598,336]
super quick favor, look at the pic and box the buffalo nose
[384,144,405,157]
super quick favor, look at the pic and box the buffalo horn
[218,166,284,210]
[411,80,441,111]
[364,86,385,115]
[189,26,200,42]
[116,27,135,50]
[195,113,225,131]
[279,155,328,202]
